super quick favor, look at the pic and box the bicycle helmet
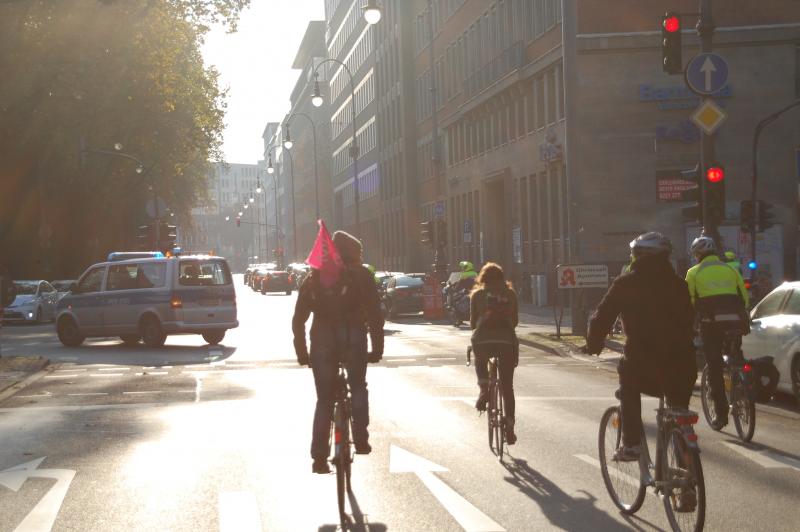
[690,236,716,258]
[629,232,672,258]
[459,260,475,273]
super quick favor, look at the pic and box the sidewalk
[0,355,50,399]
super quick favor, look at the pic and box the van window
[179,259,231,286]
[78,267,105,293]
[107,263,167,291]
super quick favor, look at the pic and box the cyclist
[587,232,696,461]
[470,262,519,444]
[292,230,384,474]
[686,235,749,429]
[363,263,381,287]
[723,250,742,275]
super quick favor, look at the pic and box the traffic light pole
[750,99,800,268]
[697,0,719,245]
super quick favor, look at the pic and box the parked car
[2,280,59,324]
[50,280,76,302]
[55,255,238,348]
[260,270,293,295]
[383,274,426,319]
[742,281,800,403]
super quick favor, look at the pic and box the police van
[55,255,237,347]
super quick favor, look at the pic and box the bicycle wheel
[731,381,756,442]
[333,402,349,526]
[699,366,722,431]
[598,406,646,514]
[661,428,706,532]
[494,374,505,460]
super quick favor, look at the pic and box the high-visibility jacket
[685,254,749,312]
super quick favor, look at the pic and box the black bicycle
[331,359,353,528]
[700,331,756,442]
[467,346,506,461]
[599,394,705,532]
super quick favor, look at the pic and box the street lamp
[363,0,382,24]
[284,112,320,219]
[266,145,297,262]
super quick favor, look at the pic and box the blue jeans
[309,325,369,460]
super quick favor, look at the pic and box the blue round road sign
[685,53,729,96]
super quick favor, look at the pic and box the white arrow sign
[389,445,505,531]
[0,457,76,532]
[700,56,717,92]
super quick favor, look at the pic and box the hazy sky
[202,1,326,165]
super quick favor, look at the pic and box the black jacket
[587,256,696,375]
[292,266,384,356]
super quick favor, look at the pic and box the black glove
[294,338,310,366]
[368,351,382,363]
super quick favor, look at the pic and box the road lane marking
[122,391,163,395]
[67,393,108,397]
[0,457,76,532]
[218,491,262,532]
[44,375,77,379]
[53,369,87,373]
[89,373,126,377]
[721,442,800,472]
[390,445,505,531]
[97,367,130,371]
[15,395,52,399]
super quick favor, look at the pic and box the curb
[0,358,51,402]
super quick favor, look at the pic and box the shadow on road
[317,486,388,531]
[49,342,236,367]
[502,457,648,532]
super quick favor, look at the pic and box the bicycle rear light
[743,363,753,373]
[686,433,698,442]
[676,414,699,425]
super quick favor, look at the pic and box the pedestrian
[470,262,519,444]
[292,223,384,474]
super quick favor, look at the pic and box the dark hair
[471,262,512,294]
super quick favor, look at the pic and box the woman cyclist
[470,262,519,444]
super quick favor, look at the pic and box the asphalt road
[1,276,799,531]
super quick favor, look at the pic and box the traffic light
[137,224,154,250]
[756,200,775,232]
[740,200,755,233]
[661,12,682,74]
[420,221,434,247]
[679,164,702,225]
[705,163,725,225]
[435,219,447,247]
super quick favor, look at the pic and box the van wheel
[57,317,84,347]
[120,335,141,346]
[202,330,225,345]
[792,355,800,405]
[140,315,167,348]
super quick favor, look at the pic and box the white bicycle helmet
[690,235,716,257]
[629,232,672,258]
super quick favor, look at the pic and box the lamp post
[283,113,320,220]
[256,173,269,258]
[311,58,361,234]
[266,145,297,263]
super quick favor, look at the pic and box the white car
[742,281,800,402]
[2,280,59,324]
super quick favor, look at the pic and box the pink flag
[306,220,344,288]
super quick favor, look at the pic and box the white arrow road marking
[0,457,76,532]
[390,445,505,532]
[721,442,800,472]
[219,491,262,532]
[700,56,717,92]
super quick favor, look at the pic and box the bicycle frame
[331,361,353,527]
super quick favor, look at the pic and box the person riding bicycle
[686,235,749,429]
[587,232,696,461]
[723,250,743,275]
[457,260,478,290]
[470,262,519,445]
[292,230,384,474]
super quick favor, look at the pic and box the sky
[202,0,326,165]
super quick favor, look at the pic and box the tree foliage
[0,0,249,277]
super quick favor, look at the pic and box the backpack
[750,356,779,404]
[309,267,359,320]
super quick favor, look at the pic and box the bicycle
[700,330,756,442]
[330,358,353,528]
[599,393,706,532]
[467,346,506,461]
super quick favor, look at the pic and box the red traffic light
[663,15,680,33]
[706,166,724,183]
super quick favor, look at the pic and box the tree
[0,0,249,277]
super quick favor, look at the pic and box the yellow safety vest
[685,255,749,308]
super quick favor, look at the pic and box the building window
[536,76,545,129]
[546,69,556,125]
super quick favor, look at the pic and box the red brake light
[170,296,183,309]
[743,363,753,373]
[663,15,680,33]
[676,414,699,425]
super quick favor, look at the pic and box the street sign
[691,99,727,135]
[685,53,729,95]
[656,170,698,202]
[557,264,609,289]
[434,200,445,219]
[463,220,472,243]
[145,197,167,219]
[512,226,522,264]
